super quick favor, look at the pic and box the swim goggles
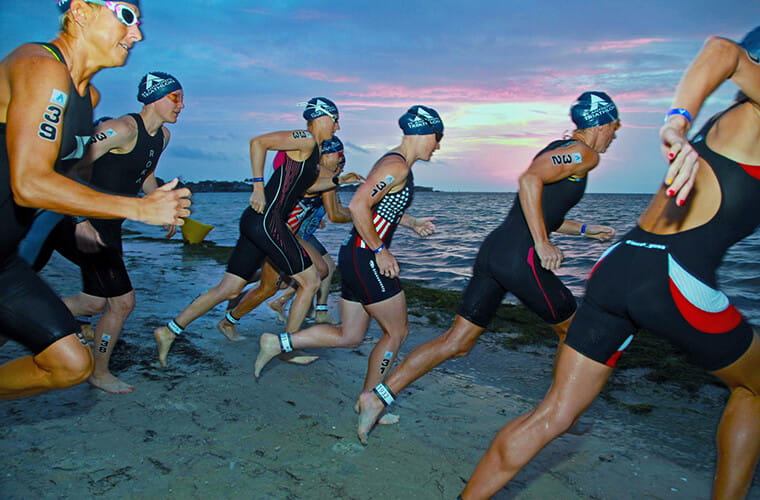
[85,0,140,27]
[302,101,339,123]
[415,110,443,142]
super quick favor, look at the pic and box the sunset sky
[2,1,757,192]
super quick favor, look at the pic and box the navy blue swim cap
[57,0,140,12]
[321,135,344,155]
[302,97,339,121]
[137,72,182,105]
[398,105,444,136]
[739,26,760,63]
[570,91,618,129]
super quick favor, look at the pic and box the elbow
[11,178,45,208]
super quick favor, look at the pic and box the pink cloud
[584,38,668,52]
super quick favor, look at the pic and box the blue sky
[1,1,757,192]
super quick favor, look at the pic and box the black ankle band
[278,332,293,353]
[373,383,396,406]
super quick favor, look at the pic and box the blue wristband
[373,243,385,254]
[665,108,692,124]
[252,177,264,183]
[580,224,587,236]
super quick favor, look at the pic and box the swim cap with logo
[398,105,444,136]
[302,97,339,121]
[137,72,182,105]
[321,136,344,155]
[570,91,618,129]
[739,26,760,63]
[57,0,140,12]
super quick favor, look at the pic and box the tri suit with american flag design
[338,152,414,305]
[566,100,760,371]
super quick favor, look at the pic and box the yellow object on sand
[181,217,215,244]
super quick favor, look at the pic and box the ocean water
[127,191,760,323]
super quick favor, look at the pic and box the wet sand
[1,237,758,499]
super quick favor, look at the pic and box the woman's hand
[74,220,105,253]
[250,186,266,213]
[534,240,563,271]
[584,224,615,241]
[375,249,400,279]
[660,118,700,205]
[411,216,436,237]
[339,172,365,184]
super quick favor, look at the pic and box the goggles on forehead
[86,0,140,27]
[305,102,339,123]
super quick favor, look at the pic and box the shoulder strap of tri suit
[381,151,407,161]
[38,42,66,65]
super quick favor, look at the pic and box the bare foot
[278,349,319,365]
[268,299,287,324]
[254,333,282,378]
[154,326,176,368]
[357,390,386,445]
[315,310,339,325]
[355,396,398,424]
[88,372,135,394]
[216,317,246,342]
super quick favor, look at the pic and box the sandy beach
[2,236,758,500]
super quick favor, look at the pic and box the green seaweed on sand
[400,279,724,392]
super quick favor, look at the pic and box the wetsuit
[566,103,759,371]
[339,153,414,305]
[32,113,165,297]
[458,139,586,327]
[289,194,328,256]
[0,43,93,353]
[226,147,320,279]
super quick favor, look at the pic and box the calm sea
[127,191,760,323]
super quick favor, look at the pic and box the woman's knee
[107,293,136,317]
[36,335,94,388]
[442,323,481,358]
[293,267,321,293]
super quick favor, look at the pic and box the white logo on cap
[588,94,608,111]
[145,73,165,90]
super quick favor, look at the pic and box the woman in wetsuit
[356,92,618,444]
[460,27,760,500]
[253,106,440,408]
[0,1,190,399]
[216,137,361,340]
[154,97,341,367]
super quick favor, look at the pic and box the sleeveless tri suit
[457,139,587,328]
[0,43,93,353]
[566,102,759,371]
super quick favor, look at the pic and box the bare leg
[268,286,296,324]
[710,331,760,500]
[0,333,93,399]
[155,272,247,367]
[255,299,370,378]
[88,292,136,394]
[283,264,321,335]
[314,254,338,325]
[357,314,484,441]
[461,346,612,499]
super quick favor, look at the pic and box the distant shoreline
[174,178,436,193]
